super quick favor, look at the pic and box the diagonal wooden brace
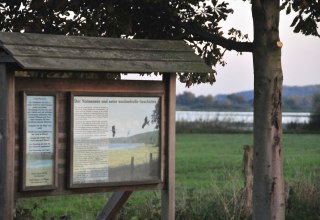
[96,191,133,220]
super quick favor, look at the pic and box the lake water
[176,111,310,124]
[109,143,144,150]
[27,160,53,168]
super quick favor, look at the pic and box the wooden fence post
[149,152,153,164]
[149,153,153,174]
[130,156,134,179]
[243,145,253,216]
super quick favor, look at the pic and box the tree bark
[252,1,285,220]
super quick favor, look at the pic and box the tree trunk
[252,1,285,220]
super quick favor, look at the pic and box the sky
[107,97,159,138]
[73,96,159,139]
[122,1,319,96]
[174,1,320,96]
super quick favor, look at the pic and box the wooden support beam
[96,191,133,220]
[0,64,15,220]
[161,73,176,220]
[0,64,7,220]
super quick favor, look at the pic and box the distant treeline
[177,92,252,111]
[177,91,314,112]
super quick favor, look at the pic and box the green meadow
[16,133,320,219]
[176,133,320,188]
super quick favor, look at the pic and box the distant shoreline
[176,111,310,124]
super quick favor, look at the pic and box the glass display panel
[70,95,161,187]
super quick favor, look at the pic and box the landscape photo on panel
[72,95,161,185]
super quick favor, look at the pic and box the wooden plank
[161,73,176,220]
[15,77,165,93]
[4,45,200,62]
[0,64,15,220]
[15,183,161,198]
[96,191,132,220]
[14,57,212,73]
[0,32,190,52]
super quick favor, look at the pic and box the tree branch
[182,22,254,53]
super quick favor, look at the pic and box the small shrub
[175,172,251,220]
[285,121,309,133]
[309,92,320,131]
[286,180,320,220]
[116,192,161,220]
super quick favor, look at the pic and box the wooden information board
[15,78,166,197]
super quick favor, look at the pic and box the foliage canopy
[0,1,318,86]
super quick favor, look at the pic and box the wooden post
[0,64,15,220]
[149,153,153,175]
[149,152,153,163]
[243,145,253,216]
[162,73,176,220]
[0,64,7,220]
[130,156,134,178]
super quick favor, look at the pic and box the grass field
[176,133,320,188]
[16,133,320,219]
[108,144,159,167]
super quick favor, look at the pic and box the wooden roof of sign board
[0,32,212,73]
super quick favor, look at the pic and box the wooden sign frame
[0,31,214,220]
[20,92,58,191]
[13,78,168,198]
[69,92,164,188]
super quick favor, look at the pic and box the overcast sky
[175,1,320,96]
